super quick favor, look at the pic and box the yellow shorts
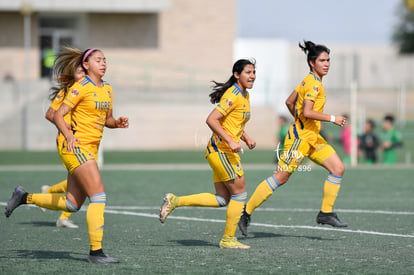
[277,135,335,173]
[58,140,98,174]
[206,151,244,183]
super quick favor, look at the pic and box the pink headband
[82,48,96,63]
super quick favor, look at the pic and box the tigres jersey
[288,72,326,147]
[50,89,71,126]
[63,76,113,146]
[206,84,250,155]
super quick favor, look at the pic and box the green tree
[393,0,414,54]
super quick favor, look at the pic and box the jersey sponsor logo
[95,101,111,110]
[70,89,79,97]
[242,111,251,120]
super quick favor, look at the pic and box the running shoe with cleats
[159,193,178,223]
[88,253,120,264]
[238,208,251,237]
[56,218,79,228]
[5,186,27,218]
[219,236,250,249]
[39,185,49,213]
[316,211,348,227]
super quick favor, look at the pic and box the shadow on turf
[168,239,216,247]
[6,250,86,262]
[19,221,56,227]
[247,231,335,241]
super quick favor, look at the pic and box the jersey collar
[309,72,321,82]
[85,75,104,87]
[234,83,247,97]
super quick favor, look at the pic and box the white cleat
[56,218,79,228]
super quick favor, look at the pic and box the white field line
[101,209,414,239]
[2,202,412,216]
[1,202,413,238]
[103,206,414,216]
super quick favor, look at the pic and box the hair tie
[82,48,96,63]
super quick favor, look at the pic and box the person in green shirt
[381,115,403,164]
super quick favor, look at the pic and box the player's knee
[65,198,80,212]
[273,172,289,185]
[215,194,229,207]
[332,162,345,176]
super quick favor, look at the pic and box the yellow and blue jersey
[206,84,250,155]
[63,76,113,146]
[50,90,71,125]
[287,72,326,147]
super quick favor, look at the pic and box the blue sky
[237,0,402,44]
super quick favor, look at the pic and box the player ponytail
[299,40,330,71]
[209,58,256,104]
[48,47,83,101]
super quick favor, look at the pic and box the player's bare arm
[285,90,298,117]
[303,99,346,127]
[206,109,241,152]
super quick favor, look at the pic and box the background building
[0,0,413,153]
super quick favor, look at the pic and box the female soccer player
[40,61,86,229]
[238,40,348,237]
[159,59,257,249]
[5,48,129,263]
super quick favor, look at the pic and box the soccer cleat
[5,186,27,218]
[159,193,178,223]
[88,254,120,264]
[238,208,251,236]
[219,236,250,249]
[56,218,79,228]
[39,185,50,212]
[316,211,348,227]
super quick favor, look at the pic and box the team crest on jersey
[107,91,111,99]
[313,85,319,93]
[70,89,79,97]
[225,99,233,108]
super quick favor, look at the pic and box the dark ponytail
[299,40,330,71]
[209,58,256,104]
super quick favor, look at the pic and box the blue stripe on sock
[215,194,228,207]
[89,192,106,203]
[231,191,247,202]
[327,173,342,185]
[65,198,80,212]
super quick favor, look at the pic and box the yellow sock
[87,193,106,251]
[59,211,72,220]
[47,180,67,193]
[178,193,226,207]
[321,174,342,213]
[245,176,279,214]
[223,191,247,238]
[27,193,67,211]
